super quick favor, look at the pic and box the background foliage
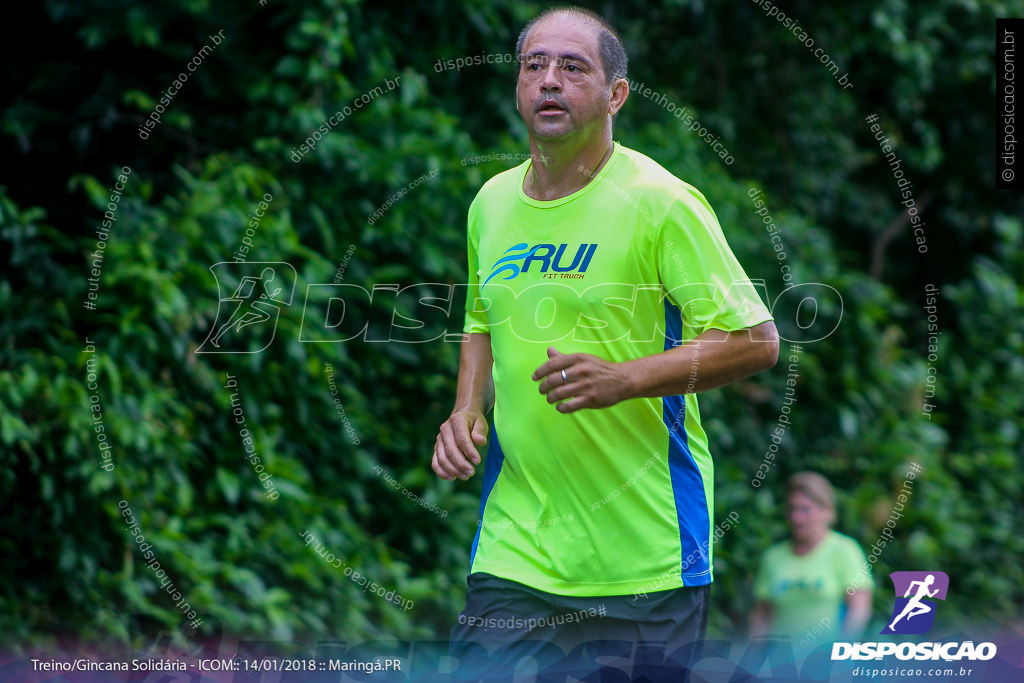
[2,0,1022,653]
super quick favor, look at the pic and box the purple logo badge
[881,571,949,635]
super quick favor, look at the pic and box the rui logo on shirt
[483,243,598,287]
[776,577,824,596]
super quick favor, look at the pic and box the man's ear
[609,78,629,116]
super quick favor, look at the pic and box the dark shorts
[449,572,709,682]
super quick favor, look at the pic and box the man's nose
[541,62,562,91]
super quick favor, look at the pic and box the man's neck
[524,135,614,201]
[791,529,828,556]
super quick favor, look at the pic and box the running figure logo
[197,262,297,353]
[881,571,949,635]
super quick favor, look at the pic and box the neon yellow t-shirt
[463,142,773,596]
[754,530,872,639]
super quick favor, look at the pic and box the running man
[432,7,779,680]
[888,574,939,631]
[209,267,282,348]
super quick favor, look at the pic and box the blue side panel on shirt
[661,300,712,586]
[469,424,505,566]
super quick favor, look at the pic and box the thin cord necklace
[529,141,613,198]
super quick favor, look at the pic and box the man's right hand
[432,410,488,481]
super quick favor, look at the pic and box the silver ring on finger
[561,369,569,384]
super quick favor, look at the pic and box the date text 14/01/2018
[227,658,403,672]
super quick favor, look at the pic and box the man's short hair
[787,471,837,524]
[515,6,628,85]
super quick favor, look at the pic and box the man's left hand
[532,346,629,413]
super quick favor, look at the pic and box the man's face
[516,15,611,142]
[786,491,831,544]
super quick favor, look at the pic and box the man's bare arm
[749,600,775,639]
[842,590,872,638]
[534,321,779,412]
[432,333,493,480]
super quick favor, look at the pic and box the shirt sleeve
[656,186,773,334]
[837,536,873,592]
[753,546,776,601]
[463,201,490,334]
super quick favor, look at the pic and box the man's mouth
[537,101,567,116]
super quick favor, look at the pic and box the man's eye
[564,64,579,72]
[528,62,543,70]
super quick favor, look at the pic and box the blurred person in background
[750,471,871,651]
